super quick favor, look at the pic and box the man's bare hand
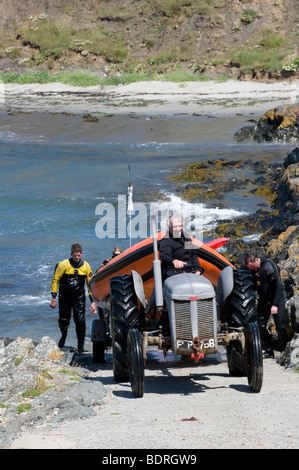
[173,259,186,269]
[90,302,97,314]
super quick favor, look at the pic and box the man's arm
[50,260,67,308]
[85,262,97,314]
[265,261,283,312]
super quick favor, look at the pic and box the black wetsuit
[255,257,288,352]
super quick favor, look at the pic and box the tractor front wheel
[244,322,263,393]
[128,328,144,397]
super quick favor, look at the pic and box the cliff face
[0,0,298,78]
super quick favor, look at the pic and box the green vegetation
[162,69,209,82]
[17,403,32,414]
[230,30,291,72]
[0,1,296,81]
[58,369,81,380]
[282,57,299,71]
[144,0,225,18]
[22,376,51,399]
[18,17,74,60]
[0,69,221,86]
[14,357,22,366]
[13,15,127,66]
[151,0,194,17]
[241,9,260,24]
[0,70,102,86]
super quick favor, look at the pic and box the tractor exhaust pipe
[151,215,163,309]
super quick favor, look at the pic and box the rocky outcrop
[0,336,106,449]
[234,104,299,142]
[268,147,299,350]
[250,146,299,360]
[284,143,299,167]
[208,144,299,366]
[277,333,299,368]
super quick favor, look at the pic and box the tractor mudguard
[131,270,146,309]
[216,266,234,310]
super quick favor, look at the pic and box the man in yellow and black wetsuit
[50,243,97,352]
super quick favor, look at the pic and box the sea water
[0,116,292,347]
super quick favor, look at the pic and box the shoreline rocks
[0,336,106,449]
[234,104,299,143]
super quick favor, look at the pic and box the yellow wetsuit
[51,258,93,300]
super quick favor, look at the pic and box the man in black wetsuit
[159,214,201,280]
[50,243,97,352]
[244,253,288,358]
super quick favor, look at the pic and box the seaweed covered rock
[234,104,299,142]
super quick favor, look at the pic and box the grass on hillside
[230,29,295,72]
[0,69,219,86]
[0,11,297,84]
[12,16,127,65]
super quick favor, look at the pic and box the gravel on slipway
[10,347,299,450]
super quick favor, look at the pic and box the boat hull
[90,234,233,303]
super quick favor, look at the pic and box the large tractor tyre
[226,269,257,328]
[110,275,139,382]
[225,269,257,377]
[244,322,263,393]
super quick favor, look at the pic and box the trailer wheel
[110,275,139,382]
[91,318,110,364]
[244,322,263,393]
[128,328,144,397]
[92,342,105,364]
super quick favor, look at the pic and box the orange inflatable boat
[90,235,233,303]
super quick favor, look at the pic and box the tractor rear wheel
[225,269,258,377]
[110,275,139,382]
[228,269,257,327]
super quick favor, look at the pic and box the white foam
[0,130,45,143]
[154,193,247,227]
[0,294,49,306]
[242,233,262,243]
